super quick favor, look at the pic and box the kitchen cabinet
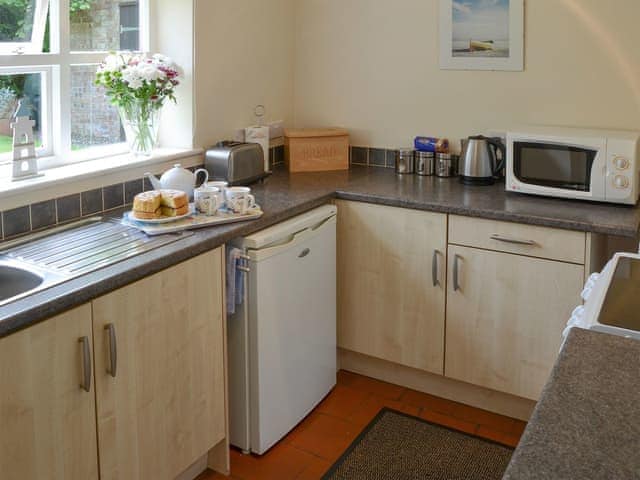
[445,244,584,400]
[92,248,226,480]
[0,304,99,480]
[336,200,447,374]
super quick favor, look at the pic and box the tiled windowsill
[0,148,204,211]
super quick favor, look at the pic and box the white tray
[122,205,263,235]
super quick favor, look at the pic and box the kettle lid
[468,135,489,140]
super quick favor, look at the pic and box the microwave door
[513,142,600,194]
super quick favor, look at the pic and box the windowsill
[0,147,204,210]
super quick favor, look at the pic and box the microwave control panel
[606,137,638,202]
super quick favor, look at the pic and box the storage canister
[435,153,459,177]
[396,148,415,174]
[415,151,435,176]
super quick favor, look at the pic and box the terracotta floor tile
[194,469,236,479]
[288,412,361,461]
[228,444,317,480]
[452,403,517,434]
[476,425,522,448]
[295,455,333,480]
[400,389,458,415]
[419,409,478,435]
[217,371,527,478]
[336,369,359,387]
[338,370,406,400]
[315,385,369,419]
[511,419,528,436]
[348,394,421,428]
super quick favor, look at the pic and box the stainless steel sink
[0,217,193,306]
[0,262,45,303]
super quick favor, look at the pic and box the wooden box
[284,128,349,172]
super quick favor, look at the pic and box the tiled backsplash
[0,145,287,241]
[350,146,397,169]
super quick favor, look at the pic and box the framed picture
[439,0,524,71]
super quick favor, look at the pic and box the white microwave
[506,127,640,205]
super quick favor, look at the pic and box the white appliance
[564,252,640,343]
[506,127,640,204]
[228,205,337,455]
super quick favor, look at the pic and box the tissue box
[284,128,349,172]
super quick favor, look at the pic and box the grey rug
[322,408,513,480]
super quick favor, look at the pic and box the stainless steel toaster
[205,141,267,185]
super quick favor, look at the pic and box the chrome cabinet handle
[105,324,117,378]
[432,250,441,287]
[79,336,92,392]
[490,234,537,246]
[453,254,462,292]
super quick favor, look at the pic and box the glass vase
[118,102,161,156]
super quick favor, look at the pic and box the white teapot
[145,164,209,200]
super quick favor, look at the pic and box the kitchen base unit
[228,205,338,455]
[0,304,99,480]
[335,200,608,417]
[0,248,230,480]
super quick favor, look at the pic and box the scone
[132,207,162,220]
[132,191,162,219]
[160,204,190,217]
[160,189,188,209]
[131,189,190,219]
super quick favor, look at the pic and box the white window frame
[0,0,50,55]
[0,0,149,171]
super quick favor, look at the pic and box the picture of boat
[469,40,495,51]
[450,0,511,59]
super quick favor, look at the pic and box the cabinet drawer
[449,215,585,264]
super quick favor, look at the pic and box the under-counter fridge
[227,204,337,455]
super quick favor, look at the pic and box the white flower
[152,53,173,66]
[100,53,127,73]
[122,66,144,89]
[138,64,163,82]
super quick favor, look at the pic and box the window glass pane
[70,65,123,150]
[70,0,140,52]
[0,73,42,156]
[0,0,37,43]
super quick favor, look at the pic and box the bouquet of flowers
[95,52,182,155]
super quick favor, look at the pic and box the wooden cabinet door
[0,304,99,480]
[92,248,226,480]
[445,245,584,400]
[336,200,447,374]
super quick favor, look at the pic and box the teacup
[205,181,228,209]
[225,186,256,215]
[194,185,221,216]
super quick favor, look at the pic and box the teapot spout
[144,172,162,191]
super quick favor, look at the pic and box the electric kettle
[459,136,506,185]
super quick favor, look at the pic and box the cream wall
[293,0,640,149]
[194,0,295,148]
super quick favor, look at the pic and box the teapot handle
[194,168,209,187]
[487,137,506,178]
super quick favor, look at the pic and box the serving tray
[122,205,263,236]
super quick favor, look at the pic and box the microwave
[506,127,640,205]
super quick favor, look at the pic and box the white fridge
[228,205,337,455]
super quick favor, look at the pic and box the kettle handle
[487,137,506,177]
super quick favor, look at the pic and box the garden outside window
[0,0,146,173]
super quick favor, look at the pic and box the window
[0,0,147,170]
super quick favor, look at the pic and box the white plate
[126,204,195,224]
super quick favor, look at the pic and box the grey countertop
[1,166,640,337]
[503,328,640,479]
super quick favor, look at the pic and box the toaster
[205,141,267,185]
